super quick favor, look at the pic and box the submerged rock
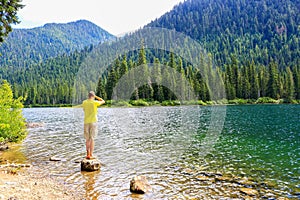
[26,122,44,128]
[0,144,8,151]
[49,157,62,161]
[130,176,151,194]
[240,188,259,196]
[80,158,101,172]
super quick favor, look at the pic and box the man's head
[88,91,96,99]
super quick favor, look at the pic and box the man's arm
[72,104,83,108]
[95,96,105,105]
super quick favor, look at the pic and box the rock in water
[240,188,259,196]
[49,156,61,161]
[130,176,151,194]
[81,158,101,172]
[0,144,8,151]
[26,122,44,128]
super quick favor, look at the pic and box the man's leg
[86,139,91,158]
[84,124,90,158]
[90,139,94,157]
[89,123,97,159]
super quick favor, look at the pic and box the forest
[1,42,299,106]
[92,45,300,105]
[0,0,300,106]
[0,20,113,67]
[148,0,300,68]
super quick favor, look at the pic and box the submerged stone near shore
[80,158,101,172]
[49,156,62,161]
[26,122,44,128]
[0,143,8,151]
[130,176,151,194]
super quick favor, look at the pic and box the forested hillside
[1,0,300,106]
[0,20,114,67]
[2,46,93,105]
[148,0,300,68]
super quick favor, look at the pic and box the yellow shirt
[82,99,102,124]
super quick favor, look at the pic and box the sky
[13,0,185,36]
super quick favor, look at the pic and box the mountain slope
[147,0,300,67]
[0,20,114,67]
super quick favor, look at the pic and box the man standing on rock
[82,91,105,159]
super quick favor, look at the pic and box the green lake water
[18,105,299,199]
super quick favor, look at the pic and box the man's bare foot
[89,156,96,160]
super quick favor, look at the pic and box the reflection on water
[20,105,300,199]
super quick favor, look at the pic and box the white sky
[13,0,184,36]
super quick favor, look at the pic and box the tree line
[95,45,300,104]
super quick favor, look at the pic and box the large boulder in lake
[81,158,101,172]
[130,176,151,194]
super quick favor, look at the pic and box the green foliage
[228,99,252,105]
[111,100,132,107]
[0,80,26,142]
[161,100,181,106]
[129,99,150,106]
[256,97,278,104]
[0,0,23,43]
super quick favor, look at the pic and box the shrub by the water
[0,80,27,142]
[161,100,181,106]
[129,99,149,106]
[256,97,278,104]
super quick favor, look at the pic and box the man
[82,91,105,159]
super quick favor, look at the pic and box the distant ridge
[0,20,115,67]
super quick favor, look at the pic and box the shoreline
[0,165,82,200]
[24,98,300,108]
[0,144,82,200]
[1,147,297,199]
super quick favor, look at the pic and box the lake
[18,105,300,199]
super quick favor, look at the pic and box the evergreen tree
[292,66,300,99]
[119,55,128,78]
[105,69,117,100]
[241,66,251,99]
[96,77,107,100]
[249,61,259,99]
[267,62,280,99]
[285,67,295,101]
[152,58,164,102]
[0,0,23,42]
[137,42,153,99]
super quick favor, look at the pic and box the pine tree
[137,41,153,99]
[119,55,128,78]
[96,77,107,100]
[105,69,117,100]
[285,67,295,101]
[292,66,300,99]
[241,66,251,99]
[152,58,164,102]
[267,62,280,99]
[0,0,24,42]
[249,61,259,99]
